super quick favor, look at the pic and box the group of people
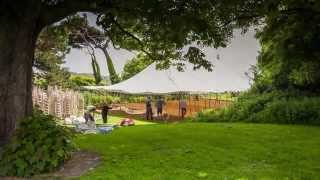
[145,96,187,120]
[84,104,112,125]
[145,96,164,120]
[83,96,189,125]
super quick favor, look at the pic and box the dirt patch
[49,150,101,178]
[1,151,101,180]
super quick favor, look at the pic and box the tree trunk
[90,52,102,85]
[100,48,120,84]
[0,7,42,145]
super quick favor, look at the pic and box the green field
[76,122,320,179]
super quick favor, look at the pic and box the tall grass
[196,91,320,125]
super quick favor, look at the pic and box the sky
[62,14,260,79]
[63,47,135,75]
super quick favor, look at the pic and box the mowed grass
[94,115,156,126]
[75,123,320,179]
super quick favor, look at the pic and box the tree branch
[40,0,112,26]
[109,16,156,60]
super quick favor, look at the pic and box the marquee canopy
[84,61,251,94]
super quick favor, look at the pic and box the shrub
[82,92,147,106]
[0,110,75,177]
[83,92,115,105]
[255,97,320,125]
[70,75,96,87]
[196,92,320,125]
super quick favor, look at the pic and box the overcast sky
[62,14,260,77]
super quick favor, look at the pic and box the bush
[82,92,147,106]
[196,92,320,125]
[83,92,116,106]
[255,97,320,125]
[0,110,75,177]
[70,75,96,87]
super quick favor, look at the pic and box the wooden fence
[113,98,233,118]
[32,86,84,118]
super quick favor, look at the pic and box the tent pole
[188,94,191,115]
[204,94,207,109]
[209,93,211,109]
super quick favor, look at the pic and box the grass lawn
[75,122,320,179]
[94,115,156,126]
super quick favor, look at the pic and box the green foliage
[0,110,75,177]
[196,92,320,125]
[252,1,320,92]
[33,25,73,89]
[82,92,148,106]
[188,0,320,126]
[36,0,320,92]
[69,75,96,87]
[33,68,74,89]
[121,53,153,81]
[33,0,272,73]
[35,26,70,69]
[120,96,145,103]
[94,0,243,71]
[83,92,119,106]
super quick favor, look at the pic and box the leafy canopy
[33,25,73,88]
[252,0,320,92]
[15,0,320,91]
[121,52,153,81]
[36,0,256,71]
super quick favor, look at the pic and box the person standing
[179,98,187,119]
[101,104,112,124]
[146,96,153,120]
[84,106,96,128]
[156,96,165,119]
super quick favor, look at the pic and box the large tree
[0,0,221,144]
[1,0,319,145]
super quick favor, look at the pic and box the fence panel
[32,86,84,118]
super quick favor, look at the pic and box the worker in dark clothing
[84,106,95,124]
[179,98,187,119]
[101,104,112,124]
[156,96,165,119]
[146,96,153,120]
